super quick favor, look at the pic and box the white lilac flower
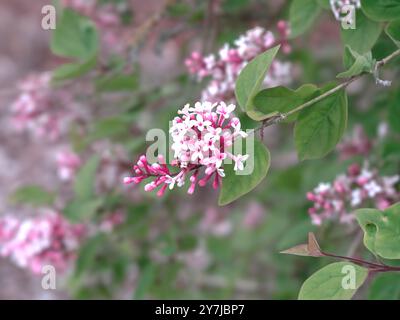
[124,102,249,196]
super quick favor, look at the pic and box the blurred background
[0,0,399,299]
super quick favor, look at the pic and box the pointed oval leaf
[341,11,382,54]
[356,203,400,259]
[51,8,98,59]
[289,0,321,38]
[299,262,368,300]
[235,46,280,112]
[361,0,400,22]
[218,139,270,206]
[294,87,348,161]
[252,84,319,122]
[386,19,400,47]
[74,155,100,200]
[369,273,400,300]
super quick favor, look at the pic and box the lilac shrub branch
[256,48,400,134]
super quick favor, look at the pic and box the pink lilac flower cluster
[185,23,291,103]
[10,73,70,141]
[307,163,400,225]
[124,101,249,196]
[336,125,373,161]
[0,211,86,274]
[56,150,82,182]
[330,0,361,22]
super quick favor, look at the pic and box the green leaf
[218,139,270,206]
[51,9,98,58]
[386,19,400,47]
[361,0,400,22]
[382,139,400,159]
[341,11,382,54]
[337,46,375,78]
[63,198,103,223]
[75,234,106,276]
[316,0,330,9]
[252,84,319,122]
[134,263,157,299]
[298,262,368,300]
[289,0,321,38]
[10,185,55,207]
[222,0,250,13]
[74,155,100,200]
[87,116,132,142]
[50,8,98,80]
[369,273,400,299]
[294,87,348,160]
[95,73,139,92]
[356,203,400,259]
[52,55,97,81]
[235,45,280,113]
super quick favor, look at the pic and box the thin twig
[255,49,400,134]
[321,250,400,272]
[127,0,177,48]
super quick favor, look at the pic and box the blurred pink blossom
[185,23,292,103]
[336,125,373,160]
[10,72,73,141]
[56,150,81,181]
[307,163,400,225]
[178,246,210,271]
[0,211,86,274]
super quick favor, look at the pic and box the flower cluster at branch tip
[0,211,86,274]
[307,163,400,225]
[124,101,249,196]
[336,125,373,161]
[330,0,361,23]
[185,23,292,103]
[56,150,82,181]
